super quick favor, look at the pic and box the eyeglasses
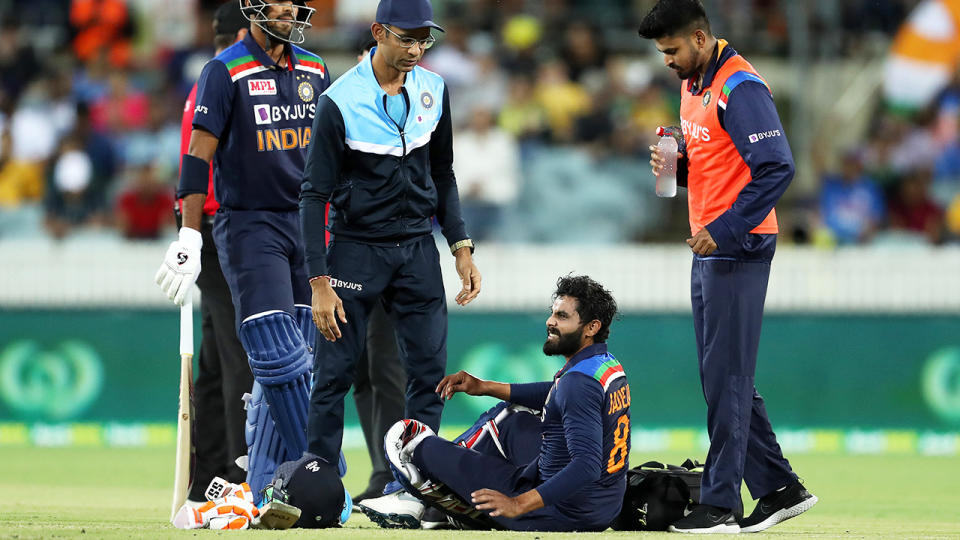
[383,25,436,50]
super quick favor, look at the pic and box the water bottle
[655,126,678,198]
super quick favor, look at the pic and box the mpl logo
[248,79,277,96]
[254,104,272,125]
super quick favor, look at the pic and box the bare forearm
[180,194,205,231]
[514,489,544,514]
[187,129,217,163]
[480,380,510,401]
[180,129,217,232]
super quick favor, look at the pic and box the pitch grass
[0,447,957,539]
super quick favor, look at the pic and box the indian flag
[884,0,960,110]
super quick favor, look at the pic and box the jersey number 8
[607,414,630,474]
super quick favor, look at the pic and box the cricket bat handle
[180,298,194,355]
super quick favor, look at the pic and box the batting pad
[239,311,312,464]
[293,304,317,357]
[243,383,297,503]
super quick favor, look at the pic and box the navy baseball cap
[213,1,247,36]
[376,0,445,32]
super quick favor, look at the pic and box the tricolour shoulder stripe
[719,70,767,110]
[231,65,270,82]
[722,71,768,97]
[293,48,326,78]
[600,366,626,392]
[295,64,326,78]
[564,353,625,391]
[592,358,625,392]
[295,52,324,64]
[226,54,256,70]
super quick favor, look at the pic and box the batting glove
[155,227,202,306]
[171,495,259,530]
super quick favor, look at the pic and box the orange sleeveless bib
[680,52,779,236]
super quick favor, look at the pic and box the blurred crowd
[0,0,955,246]
[803,94,960,247]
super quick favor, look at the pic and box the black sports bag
[611,458,703,531]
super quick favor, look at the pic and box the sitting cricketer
[360,275,631,532]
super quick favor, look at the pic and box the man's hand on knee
[471,488,543,519]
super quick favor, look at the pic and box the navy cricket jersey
[510,343,631,527]
[192,33,330,211]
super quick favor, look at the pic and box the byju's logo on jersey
[253,104,272,125]
[329,277,362,292]
[681,118,711,142]
[748,130,782,143]
[248,79,277,96]
[253,103,316,126]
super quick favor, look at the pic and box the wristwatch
[450,239,474,255]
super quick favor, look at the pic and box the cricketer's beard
[543,324,585,357]
[669,44,701,80]
[673,66,697,80]
[669,59,699,81]
[266,18,295,42]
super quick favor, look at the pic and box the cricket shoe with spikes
[358,490,425,529]
[358,419,435,529]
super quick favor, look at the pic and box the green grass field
[1,447,957,539]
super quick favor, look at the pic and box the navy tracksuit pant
[306,234,447,466]
[354,302,406,494]
[691,233,796,514]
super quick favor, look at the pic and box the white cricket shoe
[358,490,426,529]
